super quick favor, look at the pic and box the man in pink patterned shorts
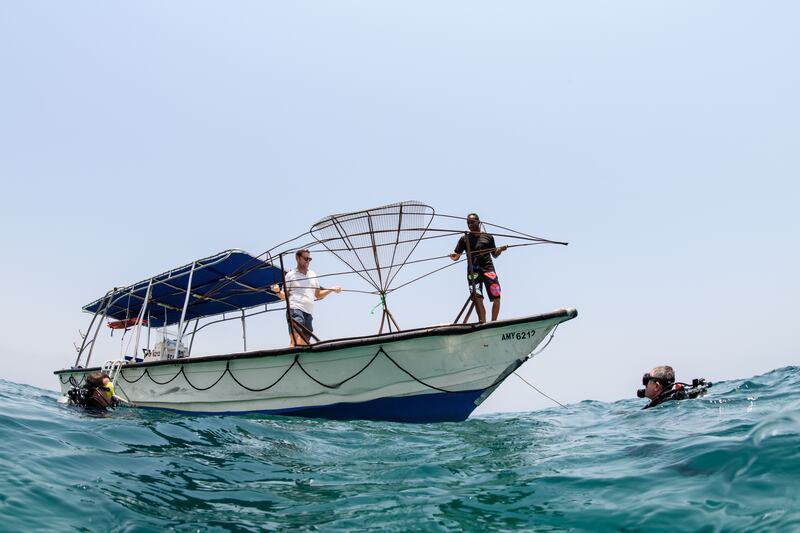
[449,213,508,322]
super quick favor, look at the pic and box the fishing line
[512,323,568,408]
[513,372,569,409]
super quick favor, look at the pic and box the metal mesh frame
[310,201,435,293]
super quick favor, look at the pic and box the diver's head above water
[637,365,675,399]
[637,366,713,409]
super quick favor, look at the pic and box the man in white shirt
[271,249,341,346]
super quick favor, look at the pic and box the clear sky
[1,1,797,413]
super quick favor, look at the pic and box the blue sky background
[1,1,797,412]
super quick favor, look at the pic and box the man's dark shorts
[467,270,501,301]
[288,309,313,334]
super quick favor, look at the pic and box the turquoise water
[1,367,798,531]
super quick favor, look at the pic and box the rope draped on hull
[61,343,513,397]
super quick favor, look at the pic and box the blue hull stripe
[140,389,485,423]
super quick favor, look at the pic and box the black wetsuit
[643,383,710,409]
[643,388,684,409]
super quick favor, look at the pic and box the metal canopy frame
[82,249,283,328]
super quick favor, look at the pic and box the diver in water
[638,365,712,409]
[67,372,120,411]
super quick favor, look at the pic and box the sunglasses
[301,256,312,262]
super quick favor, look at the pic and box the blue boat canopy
[83,250,284,327]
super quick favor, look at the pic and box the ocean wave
[1,367,799,530]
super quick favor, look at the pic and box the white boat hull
[56,309,577,422]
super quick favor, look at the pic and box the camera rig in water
[638,378,713,409]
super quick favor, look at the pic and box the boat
[55,201,577,422]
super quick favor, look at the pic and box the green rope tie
[370,294,386,314]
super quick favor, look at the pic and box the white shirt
[285,269,319,315]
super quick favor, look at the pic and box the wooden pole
[453,231,479,324]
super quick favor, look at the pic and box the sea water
[1,366,798,531]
